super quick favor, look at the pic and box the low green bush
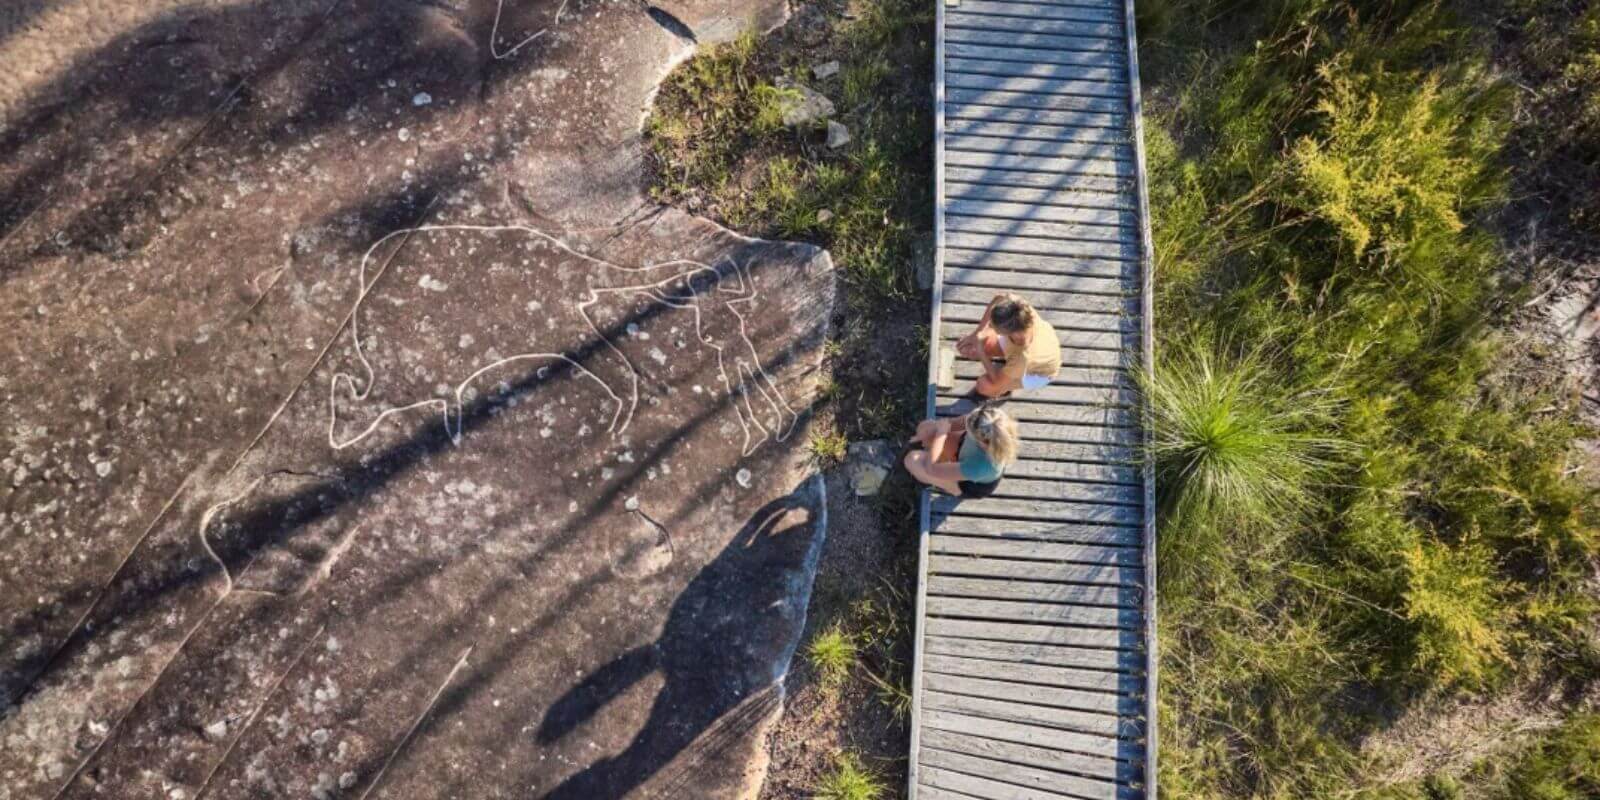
[1144,0,1599,794]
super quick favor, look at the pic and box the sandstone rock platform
[0,2,833,798]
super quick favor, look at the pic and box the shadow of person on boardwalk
[533,482,823,800]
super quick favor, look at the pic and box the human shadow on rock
[533,484,822,800]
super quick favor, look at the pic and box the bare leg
[903,450,964,496]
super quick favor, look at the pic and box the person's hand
[934,418,952,435]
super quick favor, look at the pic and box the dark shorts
[957,479,1000,498]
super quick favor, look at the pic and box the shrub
[1142,338,1343,598]
[1498,713,1600,800]
[807,627,857,689]
[1286,65,1505,264]
[814,753,885,800]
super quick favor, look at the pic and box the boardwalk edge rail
[1122,0,1160,795]
[904,0,947,790]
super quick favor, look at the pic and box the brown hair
[965,402,1020,467]
[989,292,1037,335]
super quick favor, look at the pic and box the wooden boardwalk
[907,0,1158,797]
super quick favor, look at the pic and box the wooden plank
[952,0,1124,23]
[925,552,1141,587]
[922,654,1141,695]
[926,617,1144,651]
[946,134,1134,165]
[1004,458,1140,486]
[924,672,1141,716]
[936,382,1139,409]
[922,708,1139,762]
[942,266,1129,296]
[946,116,1130,146]
[922,691,1140,738]
[946,72,1129,100]
[944,214,1132,245]
[921,728,1141,783]
[940,26,1120,54]
[928,575,1141,608]
[947,87,1125,115]
[946,149,1138,179]
[924,637,1140,674]
[943,199,1136,230]
[986,475,1141,503]
[1005,420,1142,446]
[946,102,1127,132]
[946,13,1121,40]
[926,597,1142,630]
[947,38,1127,64]
[944,281,1132,306]
[943,245,1134,279]
[928,553,1139,585]
[934,553,1145,592]
[921,751,1137,800]
[929,517,1144,548]
[931,495,1142,525]
[945,181,1134,212]
[948,58,1124,84]
[917,786,993,800]
[944,167,1130,196]
[945,230,1138,261]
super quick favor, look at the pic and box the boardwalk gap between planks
[907,0,1158,797]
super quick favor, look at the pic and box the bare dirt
[0,1,842,798]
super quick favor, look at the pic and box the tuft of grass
[809,431,849,465]
[1145,341,1342,527]
[807,627,858,689]
[813,753,885,800]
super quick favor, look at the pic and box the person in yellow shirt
[955,292,1061,398]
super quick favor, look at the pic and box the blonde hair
[989,292,1037,335]
[966,402,1020,467]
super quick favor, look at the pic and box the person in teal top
[903,402,1019,497]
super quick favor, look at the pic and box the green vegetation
[813,753,886,800]
[1479,713,1600,799]
[1504,0,1600,238]
[1141,0,1599,795]
[809,430,849,465]
[646,0,933,301]
[807,626,858,690]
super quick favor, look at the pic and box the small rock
[826,120,851,149]
[397,127,411,142]
[774,78,835,127]
[339,772,358,790]
[203,720,228,741]
[624,496,640,512]
[812,60,841,80]
[412,92,432,107]
[847,440,897,496]
[736,468,753,488]
[816,209,834,224]
[310,728,331,746]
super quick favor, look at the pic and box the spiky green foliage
[807,627,857,690]
[814,753,885,800]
